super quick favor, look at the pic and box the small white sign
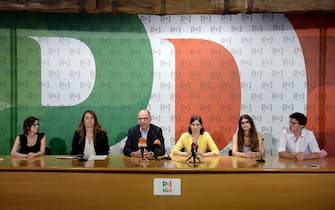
[153,178,181,195]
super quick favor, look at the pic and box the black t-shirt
[19,133,45,154]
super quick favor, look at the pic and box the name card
[153,178,181,195]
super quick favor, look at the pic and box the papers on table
[56,156,75,159]
[55,155,108,160]
[88,155,107,160]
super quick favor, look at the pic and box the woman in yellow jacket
[172,115,219,157]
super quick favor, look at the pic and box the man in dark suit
[123,109,165,159]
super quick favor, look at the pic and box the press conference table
[0,155,334,210]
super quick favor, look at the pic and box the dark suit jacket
[123,124,165,157]
[71,130,109,155]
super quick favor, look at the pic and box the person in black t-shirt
[10,116,46,158]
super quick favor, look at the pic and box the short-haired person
[278,112,326,160]
[232,114,265,159]
[11,116,46,158]
[71,110,109,156]
[172,115,219,157]
[123,109,165,159]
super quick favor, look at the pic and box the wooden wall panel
[0,0,334,14]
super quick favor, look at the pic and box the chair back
[45,145,52,155]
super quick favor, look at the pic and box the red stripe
[170,39,241,149]
[288,14,335,156]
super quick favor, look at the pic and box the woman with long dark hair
[71,110,109,156]
[232,114,265,158]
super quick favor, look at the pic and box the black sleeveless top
[19,133,45,154]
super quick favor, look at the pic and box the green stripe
[10,25,17,150]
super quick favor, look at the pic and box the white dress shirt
[84,136,96,157]
[278,128,320,154]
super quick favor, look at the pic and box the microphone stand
[185,153,200,165]
[138,137,147,159]
[140,147,145,159]
[192,153,200,165]
[154,147,159,160]
[186,147,200,165]
[153,138,161,160]
[256,138,265,163]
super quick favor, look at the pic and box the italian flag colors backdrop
[0,13,334,156]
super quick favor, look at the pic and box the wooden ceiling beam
[0,0,334,14]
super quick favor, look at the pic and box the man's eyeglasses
[138,117,149,121]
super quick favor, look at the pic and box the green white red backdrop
[0,13,334,156]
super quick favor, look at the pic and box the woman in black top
[71,110,109,156]
[10,116,46,158]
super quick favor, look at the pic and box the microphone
[185,142,200,165]
[188,142,200,164]
[191,142,198,159]
[138,137,147,159]
[256,138,265,163]
[153,139,161,160]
